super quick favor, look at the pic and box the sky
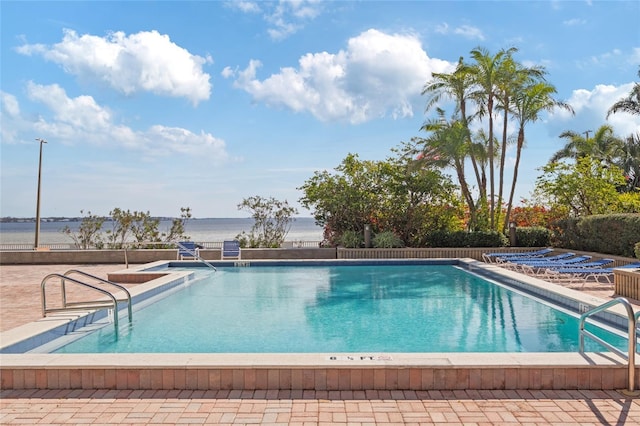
[1,1,639,219]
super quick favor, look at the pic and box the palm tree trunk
[505,127,525,231]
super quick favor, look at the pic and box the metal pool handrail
[579,297,636,392]
[175,241,217,271]
[64,269,133,324]
[41,273,125,335]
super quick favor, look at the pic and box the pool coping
[1,258,638,391]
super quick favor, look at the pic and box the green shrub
[514,226,551,247]
[338,230,363,248]
[635,242,640,259]
[372,231,405,248]
[425,230,507,247]
[552,214,640,257]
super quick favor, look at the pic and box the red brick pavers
[1,388,639,425]
[0,264,132,332]
[2,264,640,425]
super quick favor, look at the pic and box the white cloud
[434,22,485,40]
[16,29,213,105]
[563,18,586,26]
[226,1,261,13]
[226,29,454,124]
[548,82,640,137]
[453,25,485,41]
[1,83,229,161]
[229,0,323,40]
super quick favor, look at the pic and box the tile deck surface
[1,263,640,424]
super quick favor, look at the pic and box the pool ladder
[41,269,133,335]
[579,297,637,392]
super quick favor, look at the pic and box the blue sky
[1,1,639,218]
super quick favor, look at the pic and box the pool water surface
[51,264,626,353]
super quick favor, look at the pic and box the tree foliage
[534,156,637,217]
[421,46,573,232]
[298,147,463,247]
[61,210,106,249]
[61,207,192,249]
[236,196,298,248]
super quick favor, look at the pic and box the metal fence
[0,241,323,251]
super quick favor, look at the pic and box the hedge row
[552,214,640,258]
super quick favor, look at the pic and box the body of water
[0,217,324,245]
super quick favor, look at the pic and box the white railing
[0,241,324,251]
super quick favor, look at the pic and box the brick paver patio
[1,263,639,424]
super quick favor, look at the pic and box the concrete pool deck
[1,262,640,424]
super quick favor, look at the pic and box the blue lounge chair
[177,241,200,260]
[502,254,591,273]
[538,259,614,279]
[547,262,640,285]
[501,252,576,268]
[222,240,241,260]
[482,248,553,263]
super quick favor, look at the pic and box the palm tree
[494,58,548,230]
[607,66,640,118]
[468,46,518,230]
[422,58,485,199]
[417,110,483,230]
[551,124,623,166]
[618,133,640,191]
[505,81,574,230]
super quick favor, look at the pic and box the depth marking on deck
[327,355,393,361]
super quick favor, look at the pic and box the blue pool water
[52,265,627,353]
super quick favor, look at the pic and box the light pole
[34,138,47,249]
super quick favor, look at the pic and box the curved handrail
[64,269,133,324]
[579,297,636,392]
[41,273,120,333]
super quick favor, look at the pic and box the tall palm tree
[618,133,640,191]
[505,81,574,230]
[422,58,484,199]
[607,66,640,118]
[418,110,482,229]
[468,46,518,230]
[551,124,623,166]
[494,57,547,230]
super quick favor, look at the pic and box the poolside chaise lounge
[482,247,553,263]
[222,239,241,260]
[544,262,640,285]
[536,258,614,279]
[501,254,592,273]
[499,252,576,270]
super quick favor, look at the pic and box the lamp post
[34,138,47,249]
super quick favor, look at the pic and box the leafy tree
[106,208,136,248]
[299,149,462,247]
[104,207,192,248]
[299,153,384,244]
[61,210,105,249]
[237,196,298,248]
[534,156,631,217]
[164,207,192,242]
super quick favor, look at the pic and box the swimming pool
[47,263,627,354]
[3,258,637,391]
